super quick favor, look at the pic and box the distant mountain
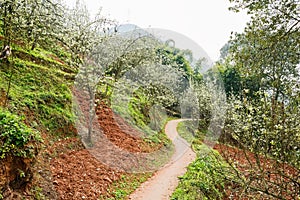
[116,23,151,38]
[116,23,140,33]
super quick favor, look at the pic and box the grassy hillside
[0,44,76,135]
[0,38,81,198]
[0,39,174,199]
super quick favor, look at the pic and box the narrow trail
[128,119,196,200]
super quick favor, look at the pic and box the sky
[64,0,250,62]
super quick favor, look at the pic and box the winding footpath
[128,119,196,200]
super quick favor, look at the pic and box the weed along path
[129,119,196,200]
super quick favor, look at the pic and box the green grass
[0,43,76,138]
[31,186,46,200]
[176,120,197,144]
[112,92,171,146]
[0,42,78,196]
[100,173,152,200]
[171,144,233,200]
[176,120,217,145]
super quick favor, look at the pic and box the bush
[225,93,300,167]
[0,109,42,159]
[223,92,300,198]
[171,145,232,200]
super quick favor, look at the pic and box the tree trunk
[4,62,12,108]
[87,87,95,145]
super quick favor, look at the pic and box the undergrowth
[111,89,171,146]
[0,44,76,139]
[101,173,152,200]
[0,108,42,159]
[171,121,236,200]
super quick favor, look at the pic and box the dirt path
[128,119,196,200]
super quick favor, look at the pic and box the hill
[0,38,158,199]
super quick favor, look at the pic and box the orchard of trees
[0,0,299,199]
[222,0,299,169]
[191,0,300,198]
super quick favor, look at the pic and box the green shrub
[0,109,42,159]
[171,146,231,200]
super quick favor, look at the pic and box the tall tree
[228,0,300,102]
[218,1,300,198]
[0,0,65,49]
[62,0,115,67]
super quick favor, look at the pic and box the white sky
[65,0,250,62]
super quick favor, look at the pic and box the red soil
[214,144,299,200]
[96,103,160,153]
[48,98,153,199]
[51,149,121,200]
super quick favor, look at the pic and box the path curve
[128,119,196,200]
